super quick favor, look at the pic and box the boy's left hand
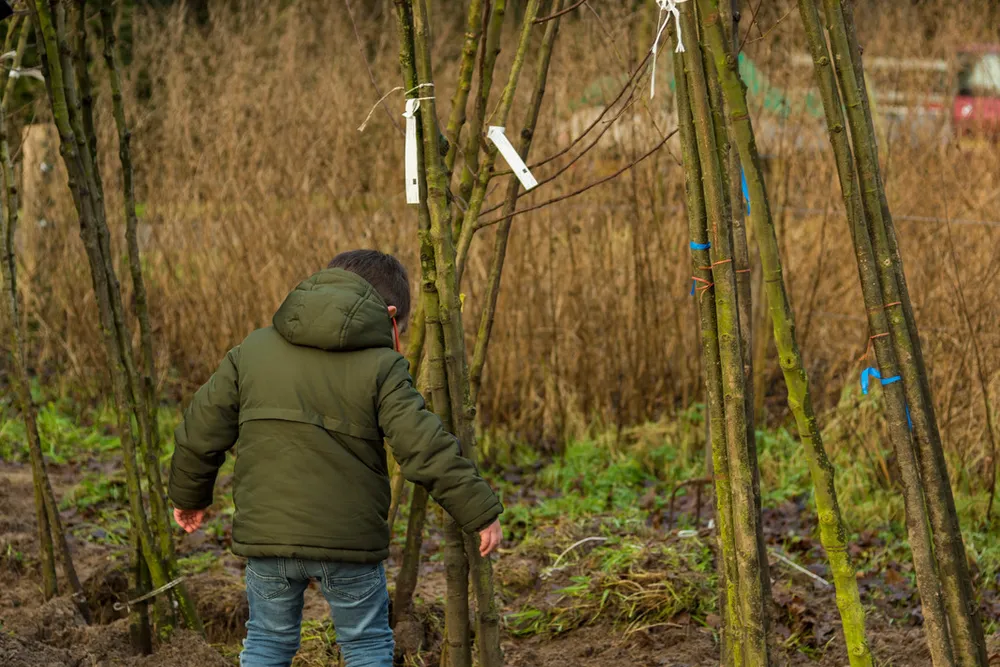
[174,508,205,533]
[477,520,503,557]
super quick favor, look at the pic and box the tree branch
[475,130,674,230]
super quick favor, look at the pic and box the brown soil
[2,461,998,666]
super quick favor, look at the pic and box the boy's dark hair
[328,250,411,324]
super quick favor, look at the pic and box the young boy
[168,250,503,667]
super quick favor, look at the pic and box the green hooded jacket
[168,268,502,563]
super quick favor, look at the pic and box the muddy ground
[2,462,999,666]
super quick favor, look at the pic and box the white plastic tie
[401,88,436,205]
[650,0,688,98]
[486,126,538,191]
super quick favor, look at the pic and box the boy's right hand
[174,508,205,534]
[478,520,502,557]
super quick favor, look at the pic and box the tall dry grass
[3,1,998,490]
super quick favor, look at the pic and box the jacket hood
[272,268,395,351]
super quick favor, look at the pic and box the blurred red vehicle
[953,45,1000,139]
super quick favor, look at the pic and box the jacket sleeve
[377,356,502,533]
[168,346,241,510]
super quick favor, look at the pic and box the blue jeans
[240,557,394,667]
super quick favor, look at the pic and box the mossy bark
[409,1,540,664]
[409,0,474,659]
[671,30,742,667]
[697,1,873,663]
[0,13,57,604]
[99,0,174,571]
[839,4,985,665]
[2,159,59,603]
[711,1,755,484]
[128,534,153,654]
[2,8,89,623]
[819,2,985,664]
[29,0,200,635]
[678,4,771,663]
[443,0,484,176]
[390,0,448,630]
[798,1,953,664]
[457,0,504,211]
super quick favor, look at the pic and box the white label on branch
[402,98,421,205]
[487,126,538,191]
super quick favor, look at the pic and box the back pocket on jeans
[321,563,383,603]
[246,560,291,600]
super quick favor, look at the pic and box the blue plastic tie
[861,367,912,429]
[741,168,750,216]
[860,367,879,395]
[690,279,696,296]
[861,368,904,395]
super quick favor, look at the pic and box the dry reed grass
[3,0,998,492]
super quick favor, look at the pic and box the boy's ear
[387,305,398,319]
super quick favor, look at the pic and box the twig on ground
[542,537,608,577]
[769,548,831,587]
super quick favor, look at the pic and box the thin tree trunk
[30,0,201,634]
[74,4,99,196]
[389,296,428,536]
[392,485,429,625]
[678,4,771,663]
[0,17,27,110]
[0,15,21,63]
[128,533,153,654]
[116,0,135,66]
[407,1,473,661]
[671,34,742,667]
[444,0,485,177]
[798,1,953,663]
[701,3,767,627]
[409,2,540,665]
[2,234,58,602]
[391,0,445,628]
[699,1,872,663]
[0,13,57,602]
[469,0,563,403]
[71,10,170,577]
[386,463,406,536]
[35,486,59,598]
[714,0,754,453]
[0,28,91,618]
[454,0,541,286]
[457,0,504,210]
[393,6,476,663]
[820,2,985,665]
[99,0,174,569]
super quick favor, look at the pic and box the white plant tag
[402,98,421,205]
[486,126,537,191]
